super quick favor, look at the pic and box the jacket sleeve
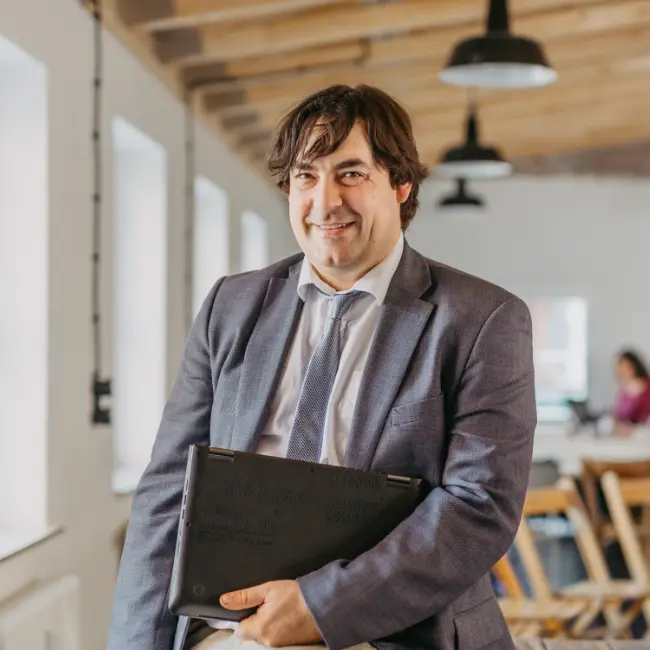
[106,278,222,650]
[297,296,537,649]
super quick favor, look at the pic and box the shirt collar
[297,232,404,306]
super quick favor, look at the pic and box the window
[193,176,229,318]
[527,297,588,421]
[112,117,167,493]
[0,34,48,551]
[240,210,269,272]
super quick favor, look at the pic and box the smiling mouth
[313,222,354,231]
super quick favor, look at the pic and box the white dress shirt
[208,232,404,630]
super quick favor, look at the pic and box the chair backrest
[492,554,526,598]
[600,471,650,584]
[516,477,612,599]
[580,458,650,542]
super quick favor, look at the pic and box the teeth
[319,224,349,230]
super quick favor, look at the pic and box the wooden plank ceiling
[106,0,650,175]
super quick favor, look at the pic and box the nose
[314,174,343,216]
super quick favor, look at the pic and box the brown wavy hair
[268,84,429,230]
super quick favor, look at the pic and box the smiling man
[107,85,536,650]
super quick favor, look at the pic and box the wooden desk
[532,424,650,476]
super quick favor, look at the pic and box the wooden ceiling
[101,0,650,176]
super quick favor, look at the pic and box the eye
[340,171,365,184]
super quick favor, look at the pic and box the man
[107,84,536,650]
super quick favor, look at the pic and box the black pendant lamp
[435,103,512,180]
[438,179,485,209]
[440,0,556,89]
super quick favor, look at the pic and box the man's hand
[220,580,323,647]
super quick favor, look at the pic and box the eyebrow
[294,158,371,172]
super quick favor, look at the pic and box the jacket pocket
[453,597,507,650]
[390,393,443,427]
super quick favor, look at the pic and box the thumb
[220,584,268,610]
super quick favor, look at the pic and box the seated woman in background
[613,350,650,433]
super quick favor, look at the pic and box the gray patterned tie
[286,290,361,462]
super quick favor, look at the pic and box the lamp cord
[90,0,112,424]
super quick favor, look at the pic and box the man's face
[288,122,411,289]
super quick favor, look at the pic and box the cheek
[342,186,371,217]
[288,196,309,229]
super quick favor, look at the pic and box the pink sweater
[615,379,650,424]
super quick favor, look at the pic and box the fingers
[234,614,259,642]
[220,583,268,610]
[236,610,276,647]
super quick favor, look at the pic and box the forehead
[297,121,374,169]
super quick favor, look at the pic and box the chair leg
[569,601,603,638]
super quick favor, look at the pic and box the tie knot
[327,290,361,320]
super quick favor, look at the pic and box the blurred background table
[532,424,650,476]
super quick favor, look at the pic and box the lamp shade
[439,0,557,89]
[435,106,512,180]
[438,179,485,208]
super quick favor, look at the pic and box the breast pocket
[375,393,446,481]
[390,394,444,427]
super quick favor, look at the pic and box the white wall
[409,175,650,409]
[0,0,295,648]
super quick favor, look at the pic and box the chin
[318,246,354,264]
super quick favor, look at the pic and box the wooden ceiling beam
[153,0,616,65]
[404,107,650,171]
[182,41,366,88]
[216,96,302,122]
[415,76,650,146]
[117,0,353,32]
[425,122,650,165]
[513,142,650,176]
[203,60,450,113]
[236,130,273,150]
[204,58,440,103]
[544,23,650,68]
[418,97,650,164]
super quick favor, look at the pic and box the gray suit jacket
[107,241,536,650]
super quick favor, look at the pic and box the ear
[396,182,412,204]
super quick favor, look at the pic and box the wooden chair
[600,471,650,639]
[515,477,650,639]
[580,459,650,551]
[492,554,586,638]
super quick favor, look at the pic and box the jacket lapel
[344,242,436,470]
[232,262,304,452]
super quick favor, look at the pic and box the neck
[311,266,361,292]
[626,378,646,395]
